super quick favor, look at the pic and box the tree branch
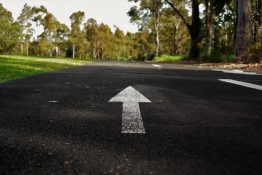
[165,0,191,31]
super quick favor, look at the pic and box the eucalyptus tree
[204,0,231,56]
[133,31,155,60]
[204,0,214,56]
[0,4,22,54]
[84,18,99,58]
[114,27,127,59]
[17,4,34,55]
[96,23,113,59]
[252,0,262,42]
[30,5,53,56]
[69,11,87,58]
[31,5,70,56]
[55,23,69,56]
[128,0,163,57]
[160,7,189,56]
[235,0,252,57]
[165,0,202,59]
[42,13,58,56]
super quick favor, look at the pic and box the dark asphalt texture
[0,62,262,175]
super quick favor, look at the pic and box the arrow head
[109,86,151,103]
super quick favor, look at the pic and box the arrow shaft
[122,102,145,134]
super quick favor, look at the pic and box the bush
[237,43,262,64]
[153,55,184,62]
[202,53,234,63]
[117,57,130,61]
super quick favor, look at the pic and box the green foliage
[153,55,184,62]
[117,57,130,61]
[202,53,235,63]
[0,4,22,54]
[69,11,89,58]
[0,55,89,83]
[160,8,190,56]
[0,1,260,63]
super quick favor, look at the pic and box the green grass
[153,55,184,62]
[117,57,130,61]
[0,55,89,83]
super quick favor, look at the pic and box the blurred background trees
[0,0,261,63]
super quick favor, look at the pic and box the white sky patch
[219,79,262,91]
[0,0,137,34]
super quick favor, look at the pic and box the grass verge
[0,55,89,83]
[153,55,184,62]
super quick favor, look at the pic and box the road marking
[219,79,262,91]
[109,86,151,134]
[152,64,162,68]
[49,100,59,103]
[213,69,258,75]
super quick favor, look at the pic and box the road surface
[0,62,261,175]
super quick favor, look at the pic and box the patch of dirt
[199,63,262,72]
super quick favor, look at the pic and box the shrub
[237,43,262,64]
[153,55,184,62]
[202,53,234,63]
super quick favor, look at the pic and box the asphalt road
[0,62,262,175]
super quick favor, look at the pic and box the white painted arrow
[109,86,151,134]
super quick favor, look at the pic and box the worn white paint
[109,86,151,134]
[49,101,59,103]
[152,64,163,68]
[219,79,262,91]
[213,69,258,75]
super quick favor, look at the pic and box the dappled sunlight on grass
[0,55,89,83]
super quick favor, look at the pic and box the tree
[133,32,155,60]
[42,13,57,56]
[96,23,113,59]
[55,23,69,56]
[252,0,262,42]
[128,0,163,57]
[0,4,22,54]
[165,0,202,59]
[29,5,54,56]
[160,7,189,56]
[235,0,252,57]
[84,18,99,59]
[17,4,34,55]
[38,34,52,56]
[205,0,214,56]
[69,11,87,58]
[113,27,127,59]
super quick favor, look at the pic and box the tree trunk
[154,10,160,57]
[72,44,76,58]
[205,0,213,56]
[21,43,24,55]
[165,0,202,60]
[155,25,160,57]
[258,0,262,42]
[233,1,238,48]
[26,42,29,56]
[253,0,262,42]
[235,0,252,57]
[173,26,177,55]
[189,0,202,60]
